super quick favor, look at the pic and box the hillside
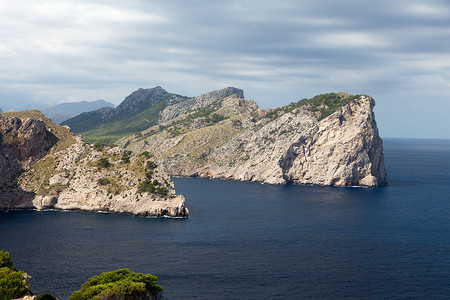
[0,110,188,217]
[62,86,190,143]
[43,99,115,124]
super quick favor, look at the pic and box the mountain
[0,110,188,217]
[0,108,3,113]
[116,89,387,187]
[43,99,114,124]
[62,86,191,143]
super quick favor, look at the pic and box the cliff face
[120,91,387,187]
[0,111,188,217]
[280,96,387,186]
[0,115,57,185]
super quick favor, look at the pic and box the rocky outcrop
[279,96,387,186]
[159,87,244,123]
[121,91,387,187]
[0,112,189,217]
[0,115,57,185]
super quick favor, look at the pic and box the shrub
[0,250,14,269]
[35,292,58,300]
[139,151,152,159]
[0,251,33,300]
[121,151,133,163]
[146,161,157,170]
[97,157,112,168]
[69,268,163,300]
[138,179,156,194]
[97,178,111,186]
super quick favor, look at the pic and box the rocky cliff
[0,111,188,217]
[119,90,387,187]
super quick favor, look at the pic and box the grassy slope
[64,98,177,144]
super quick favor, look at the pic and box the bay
[1,138,450,299]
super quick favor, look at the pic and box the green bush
[0,251,14,269]
[69,268,163,300]
[35,292,58,300]
[97,157,112,168]
[121,151,133,163]
[139,151,152,159]
[0,251,33,300]
[146,161,157,170]
[97,178,111,186]
[138,179,156,194]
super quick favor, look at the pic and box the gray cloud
[0,0,449,137]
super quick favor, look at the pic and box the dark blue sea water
[1,138,450,299]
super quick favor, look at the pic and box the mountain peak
[116,87,182,114]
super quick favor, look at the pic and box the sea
[1,138,450,299]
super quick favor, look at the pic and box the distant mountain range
[43,99,115,124]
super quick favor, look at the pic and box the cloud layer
[1,0,449,137]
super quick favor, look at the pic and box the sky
[0,0,449,139]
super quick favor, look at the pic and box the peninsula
[68,86,386,187]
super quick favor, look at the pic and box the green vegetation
[138,160,169,196]
[97,178,111,186]
[262,92,364,121]
[139,151,152,159]
[1,250,162,300]
[69,268,163,300]
[93,143,108,151]
[63,92,188,144]
[121,151,132,163]
[97,157,112,168]
[169,102,229,128]
[0,250,33,300]
[146,160,157,170]
[0,251,14,269]
[35,292,58,300]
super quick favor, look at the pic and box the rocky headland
[116,88,387,187]
[0,111,188,217]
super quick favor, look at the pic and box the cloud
[0,0,449,137]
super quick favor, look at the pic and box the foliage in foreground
[69,268,163,300]
[35,292,58,300]
[0,250,33,300]
[1,250,162,300]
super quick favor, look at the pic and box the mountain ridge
[43,99,115,124]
